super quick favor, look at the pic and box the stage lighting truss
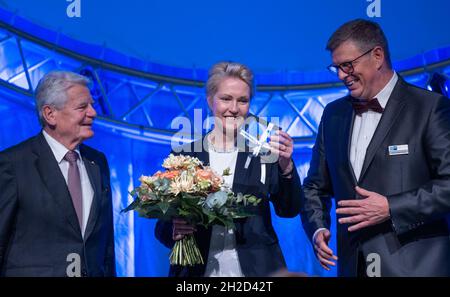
[1,22,449,148]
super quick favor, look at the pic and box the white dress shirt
[350,72,398,180]
[43,130,94,238]
[204,147,244,277]
[312,72,398,242]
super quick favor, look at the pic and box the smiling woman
[154,61,304,277]
[1,0,450,278]
[206,62,252,152]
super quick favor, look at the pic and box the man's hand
[336,186,390,232]
[314,229,338,270]
[172,218,196,241]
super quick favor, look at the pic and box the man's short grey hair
[326,19,392,68]
[35,71,90,126]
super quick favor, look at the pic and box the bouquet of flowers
[122,154,261,266]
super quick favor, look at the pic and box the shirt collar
[42,130,81,164]
[373,71,398,108]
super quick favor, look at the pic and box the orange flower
[196,168,223,191]
[210,176,223,192]
[159,170,180,180]
[196,169,213,180]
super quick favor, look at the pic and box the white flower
[169,171,195,195]
[162,154,202,170]
[139,175,154,185]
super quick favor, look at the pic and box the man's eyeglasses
[327,48,375,75]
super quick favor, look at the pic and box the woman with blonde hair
[155,61,302,277]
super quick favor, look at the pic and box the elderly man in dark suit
[301,19,450,276]
[0,71,115,277]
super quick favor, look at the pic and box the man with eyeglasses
[300,19,450,277]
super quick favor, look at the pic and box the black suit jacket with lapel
[301,77,450,276]
[0,132,115,276]
[155,136,303,277]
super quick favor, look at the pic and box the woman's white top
[204,147,244,277]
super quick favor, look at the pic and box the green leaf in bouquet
[142,203,161,214]
[138,206,162,218]
[160,178,171,191]
[180,192,199,200]
[129,189,137,197]
[158,201,171,214]
[201,207,219,226]
[245,194,261,206]
[220,208,229,216]
[153,177,170,192]
[148,192,158,201]
[179,196,205,223]
[121,197,140,213]
[195,179,211,192]
[153,178,161,187]
[205,191,228,209]
[204,207,235,229]
[232,210,256,219]
[222,167,231,176]
[177,212,202,227]
[178,197,202,216]
[177,208,192,217]
[157,207,178,221]
[217,216,236,230]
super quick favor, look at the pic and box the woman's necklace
[207,133,238,153]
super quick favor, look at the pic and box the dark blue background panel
[1,1,450,82]
[0,1,449,277]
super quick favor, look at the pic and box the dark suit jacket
[301,77,450,276]
[0,132,115,277]
[155,137,303,277]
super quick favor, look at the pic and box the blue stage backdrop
[0,49,449,276]
[0,86,338,277]
[3,63,448,277]
[1,49,449,278]
[1,0,450,278]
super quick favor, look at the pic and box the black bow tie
[351,98,384,115]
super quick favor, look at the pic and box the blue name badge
[388,144,409,156]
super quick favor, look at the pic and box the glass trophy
[239,114,280,163]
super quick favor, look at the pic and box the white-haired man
[0,71,115,276]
